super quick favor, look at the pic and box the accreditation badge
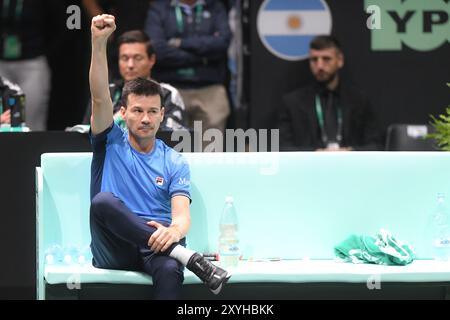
[176,67,195,77]
[3,34,22,59]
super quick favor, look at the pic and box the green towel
[334,229,415,265]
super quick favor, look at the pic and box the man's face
[309,47,344,84]
[119,43,155,81]
[121,94,164,140]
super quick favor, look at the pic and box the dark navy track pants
[90,192,185,299]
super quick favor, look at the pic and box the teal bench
[36,152,450,299]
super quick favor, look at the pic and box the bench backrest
[37,152,450,265]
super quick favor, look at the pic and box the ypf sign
[366,0,450,51]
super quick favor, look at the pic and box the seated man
[84,30,187,131]
[89,14,230,300]
[279,35,381,151]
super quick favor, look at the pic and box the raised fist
[91,14,116,41]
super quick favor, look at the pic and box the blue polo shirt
[90,123,191,224]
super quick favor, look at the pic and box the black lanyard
[315,94,343,146]
[175,3,203,34]
[2,0,23,22]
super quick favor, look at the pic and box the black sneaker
[187,253,231,294]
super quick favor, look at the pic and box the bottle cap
[225,196,234,203]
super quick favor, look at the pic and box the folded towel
[334,229,415,265]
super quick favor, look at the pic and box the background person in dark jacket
[279,36,381,151]
[145,0,231,146]
[83,30,187,131]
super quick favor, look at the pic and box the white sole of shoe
[210,273,231,295]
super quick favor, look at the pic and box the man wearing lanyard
[145,0,231,150]
[82,30,187,131]
[279,35,381,151]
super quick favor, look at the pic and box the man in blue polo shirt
[89,14,230,299]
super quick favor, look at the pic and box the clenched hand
[91,14,116,41]
[147,221,182,253]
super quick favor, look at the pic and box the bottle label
[433,238,450,247]
[220,243,239,256]
[219,242,240,267]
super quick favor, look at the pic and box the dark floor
[43,282,450,300]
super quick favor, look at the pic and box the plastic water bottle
[218,196,240,267]
[427,193,450,261]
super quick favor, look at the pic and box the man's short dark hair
[310,35,342,53]
[121,78,164,108]
[117,30,155,57]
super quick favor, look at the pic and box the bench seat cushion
[45,260,450,285]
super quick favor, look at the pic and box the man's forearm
[89,15,115,133]
[170,215,191,239]
[90,40,110,103]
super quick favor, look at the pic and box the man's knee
[90,192,117,218]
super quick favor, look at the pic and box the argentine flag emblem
[257,0,332,61]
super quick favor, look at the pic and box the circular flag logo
[257,0,333,61]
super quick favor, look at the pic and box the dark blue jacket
[145,0,231,88]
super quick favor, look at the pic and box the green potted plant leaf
[428,83,450,151]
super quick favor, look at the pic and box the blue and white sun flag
[257,0,332,61]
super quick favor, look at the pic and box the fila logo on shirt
[257,0,332,61]
[155,176,164,186]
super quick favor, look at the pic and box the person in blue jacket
[145,0,231,147]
